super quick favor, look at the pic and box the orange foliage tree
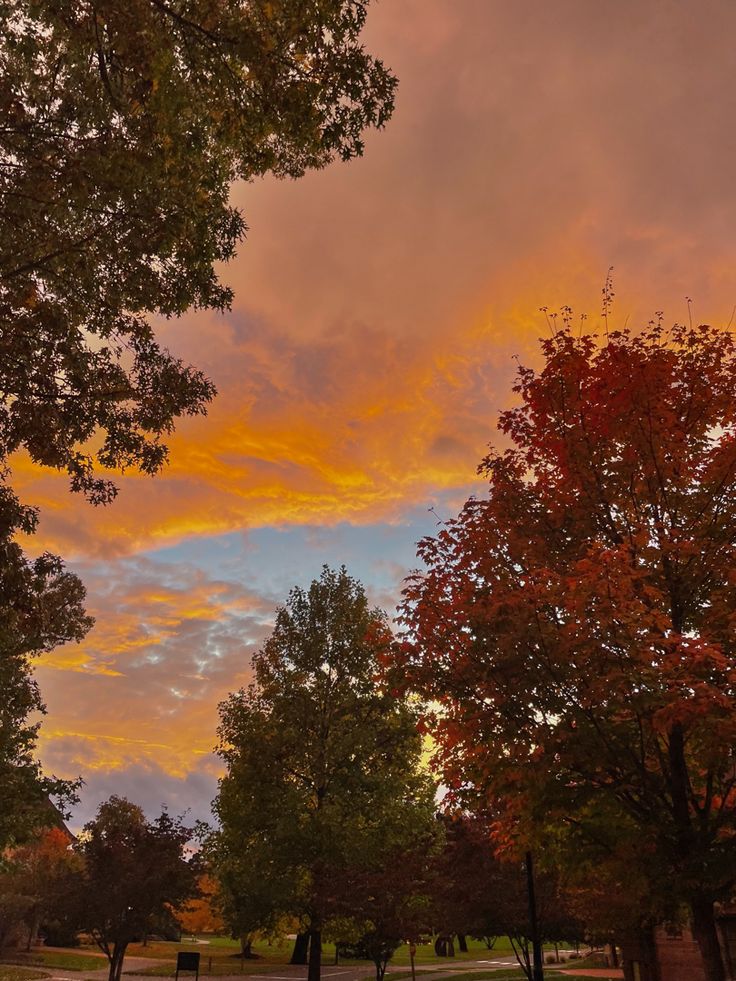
[393,320,736,981]
[177,874,225,937]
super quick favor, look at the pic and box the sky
[17,0,736,828]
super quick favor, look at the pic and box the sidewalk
[557,970,624,979]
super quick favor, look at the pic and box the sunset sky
[20,0,736,827]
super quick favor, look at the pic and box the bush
[41,920,80,948]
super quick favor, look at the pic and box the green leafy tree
[0,0,396,503]
[70,796,197,981]
[213,566,437,981]
[0,486,91,849]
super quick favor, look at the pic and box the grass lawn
[390,939,515,965]
[121,936,520,967]
[0,968,49,981]
[124,962,289,977]
[122,938,370,974]
[123,939,294,964]
[1,952,106,972]
[115,936,595,980]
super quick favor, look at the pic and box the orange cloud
[36,558,275,780]
[20,0,736,815]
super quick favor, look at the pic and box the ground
[0,937,622,981]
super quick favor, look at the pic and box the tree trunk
[109,943,127,981]
[525,851,544,981]
[307,928,321,981]
[457,934,468,953]
[667,724,725,981]
[291,932,310,965]
[26,909,39,952]
[691,895,726,981]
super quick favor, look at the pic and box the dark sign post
[176,952,201,981]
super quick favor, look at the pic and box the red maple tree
[395,319,736,981]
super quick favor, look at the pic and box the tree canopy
[394,320,736,981]
[213,566,437,981]
[0,486,91,849]
[0,0,396,502]
[70,796,196,981]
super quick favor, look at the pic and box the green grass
[0,968,49,981]
[1,952,106,972]
[114,936,601,980]
[125,963,288,977]
[122,937,371,973]
[122,939,295,964]
[187,939,240,950]
[389,939,515,966]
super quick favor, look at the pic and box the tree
[0,0,394,861]
[333,855,434,981]
[394,319,736,981]
[0,485,91,849]
[213,566,437,981]
[2,825,82,950]
[429,812,581,981]
[71,796,196,981]
[0,0,396,504]
[431,813,504,952]
[176,873,226,937]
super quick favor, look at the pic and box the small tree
[71,796,196,981]
[213,567,437,981]
[176,873,226,937]
[337,855,435,981]
[431,814,505,951]
[8,826,82,950]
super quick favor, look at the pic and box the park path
[557,971,623,979]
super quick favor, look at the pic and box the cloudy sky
[17,0,736,827]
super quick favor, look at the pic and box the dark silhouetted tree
[71,796,196,981]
